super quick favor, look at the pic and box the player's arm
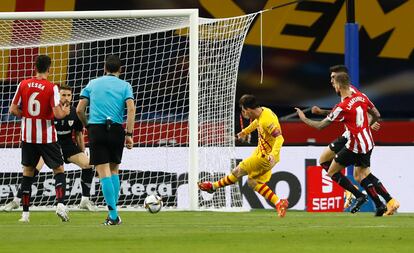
[73,113,86,151]
[367,106,380,126]
[364,93,381,130]
[9,83,22,117]
[362,93,380,125]
[125,98,136,149]
[368,113,380,131]
[9,104,22,118]
[237,119,258,139]
[268,122,283,165]
[75,131,86,152]
[311,106,331,116]
[76,98,89,127]
[295,107,332,130]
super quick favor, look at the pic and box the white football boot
[56,203,70,222]
[3,198,20,212]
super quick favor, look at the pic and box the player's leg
[40,143,69,222]
[245,150,288,217]
[53,165,70,221]
[90,124,121,225]
[248,167,289,217]
[17,142,41,222]
[110,163,120,204]
[356,169,399,215]
[319,147,336,171]
[364,173,399,215]
[363,173,392,202]
[322,138,356,193]
[319,137,355,208]
[328,148,367,213]
[250,177,289,218]
[107,125,125,208]
[319,136,347,171]
[96,163,120,224]
[4,157,43,212]
[67,151,96,210]
[356,166,387,216]
[18,158,43,200]
[19,166,35,222]
[322,147,359,207]
[198,153,246,193]
[198,164,244,193]
[354,151,387,216]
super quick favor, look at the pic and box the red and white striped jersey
[12,78,60,144]
[327,92,375,154]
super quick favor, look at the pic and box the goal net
[0,10,256,211]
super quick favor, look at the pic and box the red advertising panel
[306,166,344,212]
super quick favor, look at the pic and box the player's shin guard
[21,176,34,212]
[101,177,118,220]
[331,172,365,198]
[111,174,120,204]
[366,173,392,203]
[360,177,383,208]
[81,168,93,197]
[213,173,238,190]
[254,183,279,207]
[54,173,66,204]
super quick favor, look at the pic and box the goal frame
[0,9,200,210]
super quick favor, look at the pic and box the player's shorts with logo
[334,147,372,168]
[21,141,63,169]
[58,139,82,163]
[88,124,125,165]
[238,138,283,183]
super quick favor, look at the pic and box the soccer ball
[144,194,163,214]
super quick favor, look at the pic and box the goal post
[0,9,256,211]
[188,10,199,210]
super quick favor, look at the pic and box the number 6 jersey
[11,78,60,144]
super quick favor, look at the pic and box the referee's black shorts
[21,141,63,170]
[88,124,125,165]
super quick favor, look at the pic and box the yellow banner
[202,0,414,59]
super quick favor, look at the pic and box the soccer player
[77,54,135,225]
[198,94,289,217]
[312,65,399,214]
[3,84,96,212]
[9,55,70,222]
[295,72,388,216]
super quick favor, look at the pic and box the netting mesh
[0,12,256,210]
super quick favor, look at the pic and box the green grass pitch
[0,210,413,253]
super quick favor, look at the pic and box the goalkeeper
[199,94,289,217]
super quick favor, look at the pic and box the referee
[76,55,135,225]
